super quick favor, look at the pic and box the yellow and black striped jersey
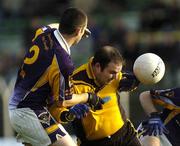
[70,58,126,140]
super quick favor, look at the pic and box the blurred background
[0,0,180,145]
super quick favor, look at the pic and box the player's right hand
[142,112,169,136]
[87,93,110,111]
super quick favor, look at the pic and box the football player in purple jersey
[8,7,105,146]
[137,87,180,146]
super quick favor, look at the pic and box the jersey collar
[54,29,71,55]
[87,57,101,87]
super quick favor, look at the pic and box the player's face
[95,61,122,86]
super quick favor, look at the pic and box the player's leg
[50,124,77,146]
[137,122,172,146]
[137,122,161,146]
[140,136,161,146]
[9,108,51,146]
[140,134,172,146]
[10,108,77,146]
[159,134,172,146]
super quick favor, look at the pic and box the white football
[133,53,165,85]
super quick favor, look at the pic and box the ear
[75,27,81,36]
[94,63,101,72]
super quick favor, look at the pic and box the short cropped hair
[59,7,87,35]
[92,46,124,71]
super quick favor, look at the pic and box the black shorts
[80,120,142,146]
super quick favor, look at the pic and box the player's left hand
[65,104,90,121]
[142,112,169,136]
[119,71,140,92]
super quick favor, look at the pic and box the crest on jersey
[38,111,51,126]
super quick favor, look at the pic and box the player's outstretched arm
[142,112,169,136]
[118,71,140,92]
[139,91,169,136]
[62,93,110,110]
[139,91,158,115]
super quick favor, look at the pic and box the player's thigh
[140,136,161,146]
[49,124,77,146]
[159,134,172,146]
[9,108,51,146]
[50,133,77,146]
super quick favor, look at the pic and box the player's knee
[139,91,150,101]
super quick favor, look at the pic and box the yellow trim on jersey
[72,63,87,76]
[32,28,44,41]
[153,99,180,110]
[72,80,96,91]
[45,124,59,134]
[87,57,96,79]
[29,55,62,102]
[49,104,69,123]
[30,67,49,92]
[164,109,180,125]
[48,55,61,101]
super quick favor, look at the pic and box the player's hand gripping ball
[133,53,165,85]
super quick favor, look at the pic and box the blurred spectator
[140,0,171,31]
[109,18,127,50]
[88,17,102,52]
[93,0,127,14]
[1,0,23,18]
[22,0,70,18]
[72,0,98,14]
[123,31,140,71]
[168,0,180,29]
[23,17,42,50]
[0,53,21,80]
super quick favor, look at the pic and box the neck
[92,65,101,86]
[62,34,74,48]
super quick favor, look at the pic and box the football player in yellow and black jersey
[138,88,180,146]
[8,8,104,146]
[63,46,141,146]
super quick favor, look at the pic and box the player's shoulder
[48,23,59,29]
[32,25,55,42]
[152,88,180,108]
[72,63,88,76]
[71,62,95,84]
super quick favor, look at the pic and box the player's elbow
[62,100,74,107]
[139,91,151,103]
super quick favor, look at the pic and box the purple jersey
[151,88,180,146]
[9,26,74,110]
[151,87,180,109]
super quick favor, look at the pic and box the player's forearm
[139,91,158,116]
[62,93,88,107]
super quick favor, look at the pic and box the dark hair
[92,46,124,70]
[59,7,87,34]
